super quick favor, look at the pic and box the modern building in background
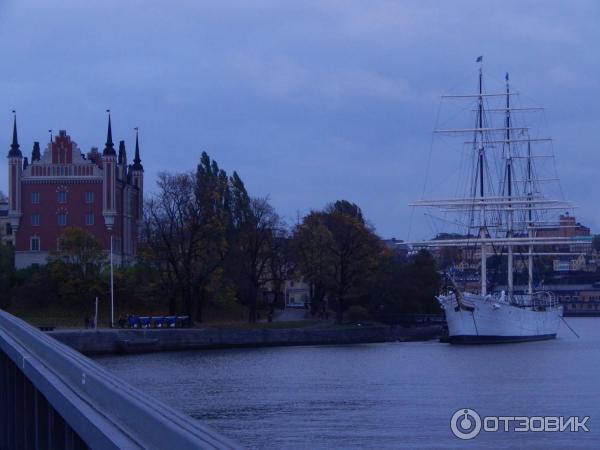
[6,114,144,268]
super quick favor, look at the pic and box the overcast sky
[1,0,599,239]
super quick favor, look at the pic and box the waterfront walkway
[274,307,313,322]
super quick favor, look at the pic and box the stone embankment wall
[48,325,441,355]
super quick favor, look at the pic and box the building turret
[118,140,128,180]
[118,140,126,164]
[130,128,144,235]
[103,112,116,156]
[102,111,117,231]
[7,112,23,234]
[131,129,143,172]
[31,141,41,162]
[8,113,22,158]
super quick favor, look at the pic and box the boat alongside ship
[410,60,587,344]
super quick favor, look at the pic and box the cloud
[0,0,599,238]
[230,51,414,108]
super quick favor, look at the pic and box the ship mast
[411,61,581,300]
[477,65,487,296]
[505,73,514,300]
[527,138,534,295]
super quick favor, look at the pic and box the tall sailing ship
[411,62,584,344]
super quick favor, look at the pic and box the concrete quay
[48,325,442,355]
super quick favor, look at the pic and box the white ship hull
[438,293,562,344]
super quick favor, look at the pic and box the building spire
[132,127,143,170]
[8,110,22,157]
[103,109,116,156]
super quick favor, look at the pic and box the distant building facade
[6,115,144,268]
[537,213,590,239]
[284,278,311,308]
[507,283,600,316]
[537,213,593,272]
[260,276,312,308]
[382,238,410,259]
[0,192,12,246]
[427,214,593,276]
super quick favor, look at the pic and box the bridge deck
[0,309,240,449]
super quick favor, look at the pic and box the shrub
[346,305,370,322]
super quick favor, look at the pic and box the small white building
[284,279,310,308]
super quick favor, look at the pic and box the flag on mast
[476,55,483,62]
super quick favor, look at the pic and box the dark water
[96,319,600,449]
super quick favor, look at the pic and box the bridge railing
[0,309,240,449]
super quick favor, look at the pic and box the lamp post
[94,296,99,329]
[110,232,114,328]
[106,219,115,328]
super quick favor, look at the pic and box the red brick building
[6,114,144,268]
[536,213,590,238]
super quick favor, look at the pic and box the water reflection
[96,319,600,449]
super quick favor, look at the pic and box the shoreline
[47,324,442,355]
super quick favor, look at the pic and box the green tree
[48,227,106,305]
[142,152,230,321]
[291,213,335,316]
[113,263,163,314]
[368,249,441,320]
[268,230,291,316]
[405,250,441,313]
[439,246,461,270]
[323,201,382,323]
[227,195,283,323]
[293,200,382,323]
[9,264,58,309]
[592,235,600,252]
[51,226,105,267]
[0,243,14,308]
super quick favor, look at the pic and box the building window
[58,213,67,226]
[30,236,40,251]
[85,191,94,203]
[31,192,40,204]
[57,191,67,204]
[31,214,40,226]
[85,213,94,226]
